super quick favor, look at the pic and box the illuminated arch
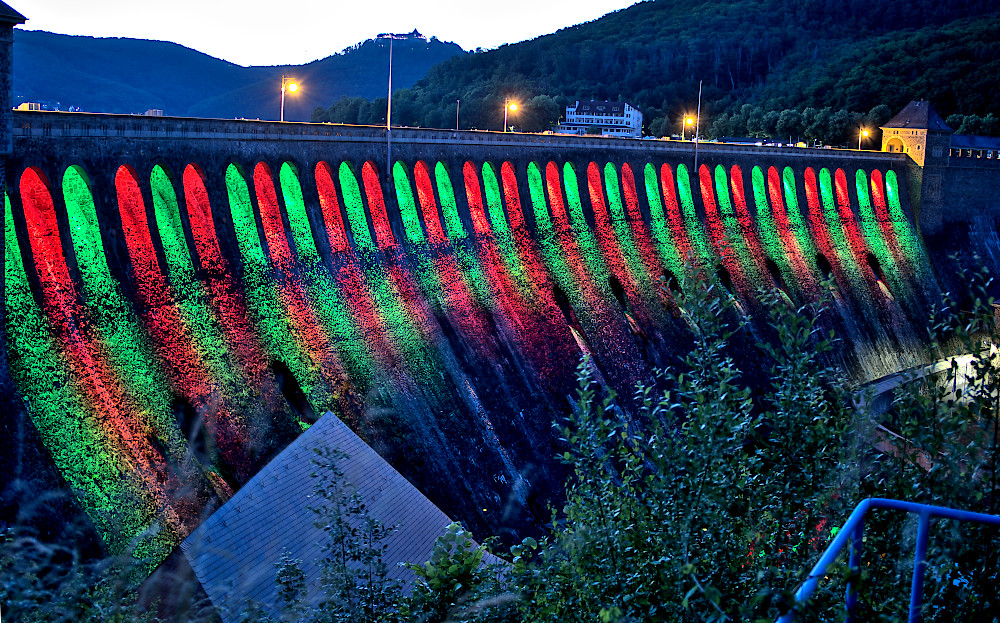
[413,160,447,245]
[183,163,225,273]
[463,161,492,238]
[361,161,396,249]
[885,137,905,153]
[314,161,350,253]
[391,160,425,245]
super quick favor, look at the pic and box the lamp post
[693,79,703,172]
[380,32,407,179]
[280,75,298,122]
[682,116,694,140]
[504,98,518,132]
[859,128,870,150]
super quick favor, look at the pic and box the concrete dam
[2,112,962,573]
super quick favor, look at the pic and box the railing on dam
[12,109,906,164]
[777,498,1000,623]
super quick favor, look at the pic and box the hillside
[345,0,1000,138]
[13,30,465,121]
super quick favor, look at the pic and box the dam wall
[3,111,942,571]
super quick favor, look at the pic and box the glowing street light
[858,128,870,150]
[682,116,694,140]
[280,75,299,122]
[504,99,518,133]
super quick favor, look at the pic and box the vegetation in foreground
[3,268,1000,621]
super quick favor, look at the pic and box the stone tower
[880,100,953,233]
[0,1,25,461]
[880,100,953,166]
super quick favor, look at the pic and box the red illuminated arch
[182,163,225,273]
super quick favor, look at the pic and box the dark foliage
[327,0,1000,139]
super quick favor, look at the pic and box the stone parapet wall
[14,109,902,163]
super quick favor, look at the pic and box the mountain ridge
[13,29,465,121]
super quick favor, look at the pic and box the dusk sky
[15,0,640,67]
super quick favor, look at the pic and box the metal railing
[778,498,1000,623]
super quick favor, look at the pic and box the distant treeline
[312,0,1000,145]
[312,99,895,146]
[947,113,1000,136]
[704,104,893,145]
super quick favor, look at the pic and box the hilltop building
[555,100,643,138]
[881,100,1000,232]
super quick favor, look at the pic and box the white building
[555,100,643,138]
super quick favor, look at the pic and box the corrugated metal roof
[881,100,952,132]
[181,411,488,622]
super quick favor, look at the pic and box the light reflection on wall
[4,155,932,574]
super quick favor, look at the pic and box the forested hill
[13,30,464,121]
[324,0,1000,140]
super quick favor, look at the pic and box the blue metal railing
[778,498,1000,623]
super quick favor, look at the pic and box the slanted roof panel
[882,100,952,132]
[0,2,25,24]
[181,411,485,622]
[950,134,1000,150]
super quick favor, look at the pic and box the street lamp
[280,75,299,122]
[683,116,694,140]
[379,32,408,179]
[504,99,518,133]
[859,128,870,150]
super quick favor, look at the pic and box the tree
[511,270,859,621]
[520,96,562,133]
[312,107,331,123]
[647,115,670,138]
[403,523,513,622]
[865,103,892,130]
[824,108,857,146]
[745,104,766,137]
[305,446,403,623]
[856,266,1000,620]
[982,113,1000,137]
[805,107,832,144]
[709,112,732,138]
[761,110,781,138]
[510,267,1000,621]
[776,109,805,143]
